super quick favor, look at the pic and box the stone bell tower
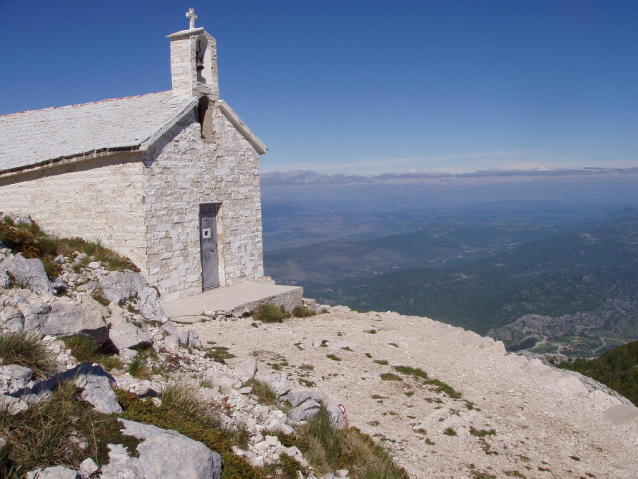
[167,8,219,99]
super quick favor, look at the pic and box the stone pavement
[162,282,303,322]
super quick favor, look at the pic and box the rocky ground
[182,307,638,479]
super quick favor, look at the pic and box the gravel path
[186,309,638,479]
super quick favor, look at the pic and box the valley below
[265,206,638,357]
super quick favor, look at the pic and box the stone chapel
[0,10,268,302]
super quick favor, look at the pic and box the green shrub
[61,334,123,371]
[244,379,277,405]
[380,373,402,381]
[0,332,57,379]
[292,306,315,318]
[253,303,286,323]
[0,221,139,278]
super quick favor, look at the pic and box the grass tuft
[253,303,287,323]
[0,332,57,379]
[296,407,409,479]
[127,357,151,379]
[244,378,278,405]
[61,334,123,371]
[393,365,428,380]
[292,306,315,318]
[380,373,403,381]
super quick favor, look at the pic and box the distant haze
[261,167,638,211]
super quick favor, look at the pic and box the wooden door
[199,203,220,290]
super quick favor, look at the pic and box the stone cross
[186,8,198,30]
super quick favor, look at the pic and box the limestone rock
[108,313,153,352]
[235,358,258,378]
[0,364,33,392]
[326,399,350,429]
[100,419,223,479]
[177,329,201,349]
[257,372,292,397]
[558,376,589,398]
[0,269,11,288]
[24,363,122,414]
[79,458,99,477]
[588,390,621,410]
[604,404,638,425]
[40,298,108,344]
[0,394,29,414]
[1,256,53,295]
[26,466,80,479]
[0,306,24,332]
[22,302,52,331]
[99,272,166,323]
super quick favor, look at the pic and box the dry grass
[0,381,137,473]
[0,332,57,379]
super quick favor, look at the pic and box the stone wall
[143,105,264,302]
[0,155,148,270]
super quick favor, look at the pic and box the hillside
[304,212,638,355]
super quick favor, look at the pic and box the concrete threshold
[162,282,303,323]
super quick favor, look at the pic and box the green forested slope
[559,341,638,406]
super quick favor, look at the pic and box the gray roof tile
[0,91,196,174]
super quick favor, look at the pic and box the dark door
[199,203,220,290]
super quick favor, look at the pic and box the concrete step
[162,282,303,322]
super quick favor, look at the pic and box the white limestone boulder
[107,313,153,352]
[98,271,166,323]
[557,376,589,398]
[0,306,24,332]
[22,302,52,331]
[0,364,33,392]
[257,372,292,397]
[100,419,223,479]
[235,358,259,378]
[24,362,122,414]
[26,466,80,479]
[604,404,638,425]
[40,297,109,344]
[1,256,53,295]
[588,390,621,410]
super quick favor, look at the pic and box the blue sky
[1,0,637,174]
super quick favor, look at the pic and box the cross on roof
[186,8,198,30]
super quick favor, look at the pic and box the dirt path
[185,309,638,479]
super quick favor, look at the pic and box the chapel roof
[0,91,197,175]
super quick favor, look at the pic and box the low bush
[0,220,138,278]
[292,306,315,318]
[61,334,123,371]
[243,378,277,405]
[0,332,57,379]
[253,303,287,323]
